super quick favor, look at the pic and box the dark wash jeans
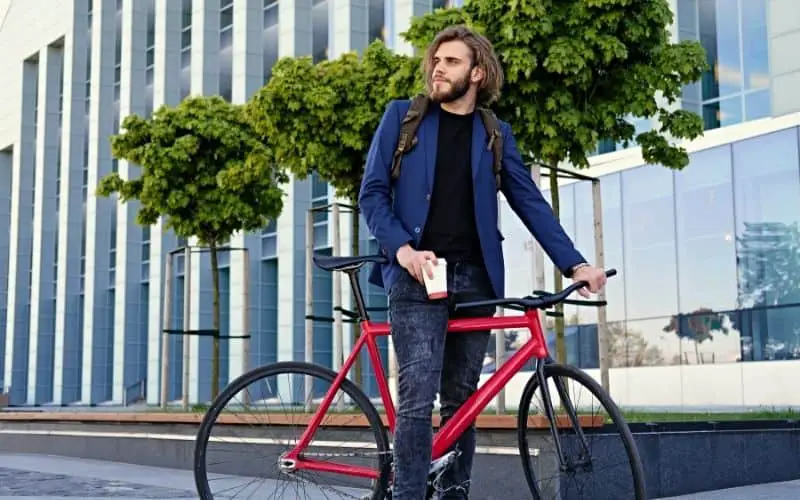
[388,261,496,500]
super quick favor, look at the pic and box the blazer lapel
[471,111,487,182]
[423,106,439,193]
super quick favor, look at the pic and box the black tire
[193,361,392,499]
[516,363,647,500]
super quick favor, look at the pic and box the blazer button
[426,194,431,201]
[414,227,420,233]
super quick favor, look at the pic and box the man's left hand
[572,265,607,298]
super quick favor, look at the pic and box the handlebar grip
[605,268,617,278]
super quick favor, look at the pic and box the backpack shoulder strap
[390,94,430,181]
[477,106,504,191]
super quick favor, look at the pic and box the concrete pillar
[81,0,117,404]
[27,44,64,405]
[276,0,313,368]
[3,57,38,406]
[768,0,800,116]
[391,0,432,56]
[111,0,148,405]
[0,148,12,391]
[146,0,183,407]
[54,0,90,406]
[188,0,220,404]
[226,0,263,384]
[330,0,369,58]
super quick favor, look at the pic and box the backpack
[389,94,504,191]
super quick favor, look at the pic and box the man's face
[430,40,476,103]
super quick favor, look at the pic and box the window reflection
[312,0,329,63]
[263,0,278,82]
[678,0,770,130]
[622,318,678,367]
[622,166,679,320]
[733,128,800,309]
[674,146,737,312]
[368,0,385,43]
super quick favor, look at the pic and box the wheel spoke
[193,362,392,499]
[517,363,646,500]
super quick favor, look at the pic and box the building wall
[0,0,797,410]
[768,0,800,116]
[491,111,800,410]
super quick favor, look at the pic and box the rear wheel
[517,363,646,499]
[194,361,392,499]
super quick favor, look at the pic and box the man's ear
[470,65,484,85]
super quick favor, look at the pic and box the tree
[662,308,732,364]
[401,0,708,363]
[609,322,664,368]
[245,41,417,384]
[97,95,288,400]
[246,41,414,205]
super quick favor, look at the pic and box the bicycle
[193,253,647,499]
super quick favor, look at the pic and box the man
[358,25,608,499]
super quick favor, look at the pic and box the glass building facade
[502,125,800,372]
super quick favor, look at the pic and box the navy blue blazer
[358,99,586,300]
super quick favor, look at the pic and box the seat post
[345,269,370,321]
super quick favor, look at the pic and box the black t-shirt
[418,107,484,265]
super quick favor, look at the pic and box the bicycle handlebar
[453,269,617,313]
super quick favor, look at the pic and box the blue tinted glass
[312,0,329,63]
[622,165,679,320]
[703,95,742,129]
[745,89,771,121]
[674,145,737,312]
[369,0,385,42]
[741,0,769,90]
[699,0,742,100]
[737,305,800,361]
[596,173,626,322]
[733,128,800,308]
[622,317,676,367]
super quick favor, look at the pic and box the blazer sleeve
[498,122,587,277]
[358,100,414,263]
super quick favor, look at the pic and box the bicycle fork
[535,359,593,473]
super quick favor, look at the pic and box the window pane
[733,128,800,308]
[623,317,678,367]
[592,174,626,322]
[312,0,329,63]
[744,89,771,121]
[741,0,769,90]
[702,95,742,130]
[698,0,742,100]
[368,0,385,42]
[738,305,800,361]
[622,166,679,319]
[675,145,737,312]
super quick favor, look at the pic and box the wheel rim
[519,366,644,500]
[195,364,390,499]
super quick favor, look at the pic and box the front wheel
[193,361,392,499]
[517,363,647,500]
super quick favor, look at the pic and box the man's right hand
[396,244,438,284]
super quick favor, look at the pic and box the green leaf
[98,95,289,246]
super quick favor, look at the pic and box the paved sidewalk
[0,452,797,499]
[660,479,800,499]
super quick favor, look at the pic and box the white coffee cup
[422,257,447,299]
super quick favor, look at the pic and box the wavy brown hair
[422,25,504,106]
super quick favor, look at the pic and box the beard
[430,72,471,103]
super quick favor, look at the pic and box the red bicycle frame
[284,306,550,480]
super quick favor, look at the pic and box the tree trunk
[351,207,362,388]
[548,166,567,364]
[210,241,221,400]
